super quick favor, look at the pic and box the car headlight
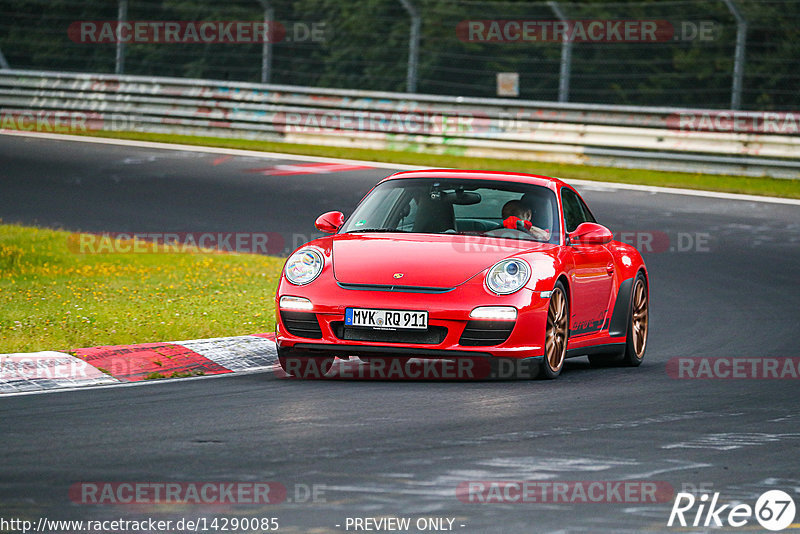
[284,248,324,285]
[486,258,531,295]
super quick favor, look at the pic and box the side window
[561,188,588,233]
[577,195,596,225]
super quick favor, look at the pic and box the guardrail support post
[115,0,127,74]
[723,0,747,110]
[258,0,274,84]
[0,46,9,69]
[399,0,420,93]
[548,1,572,103]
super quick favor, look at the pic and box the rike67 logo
[668,490,796,531]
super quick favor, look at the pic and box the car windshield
[340,178,560,244]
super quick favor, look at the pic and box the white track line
[3,131,799,206]
[0,130,420,171]
[569,179,800,206]
[0,365,277,398]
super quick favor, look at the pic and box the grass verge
[0,223,283,353]
[77,130,800,199]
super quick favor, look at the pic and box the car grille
[459,320,515,346]
[331,322,447,344]
[280,311,323,339]
[337,282,453,294]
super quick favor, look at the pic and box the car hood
[331,233,552,288]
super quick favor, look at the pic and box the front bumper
[275,276,549,360]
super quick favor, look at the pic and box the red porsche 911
[275,170,648,379]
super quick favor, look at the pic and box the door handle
[606,263,614,275]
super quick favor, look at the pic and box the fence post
[115,0,127,74]
[548,1,572,103]
[0,46,9,69]
[723,0,747,110]
[258,0,274,84]
[398,0,420,93]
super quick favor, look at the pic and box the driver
[502,199,550,241]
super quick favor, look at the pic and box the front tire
[541,281,569,379]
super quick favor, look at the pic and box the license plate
[345,308,428,330]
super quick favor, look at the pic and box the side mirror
[315,211,345,233]
[569,222,613,245]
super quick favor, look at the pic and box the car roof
[379,169,569,192]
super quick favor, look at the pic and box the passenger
[502,199,550,241]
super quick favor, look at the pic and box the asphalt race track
[1,133,799,533]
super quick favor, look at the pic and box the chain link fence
[0,0,798,110]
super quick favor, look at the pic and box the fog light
[469,306,517,321]
[279,296,313,311]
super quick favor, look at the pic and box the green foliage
[0,223,284,353]
[0,0,797,108]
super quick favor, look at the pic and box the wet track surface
[1,134,799,532]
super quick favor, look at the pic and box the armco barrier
[1,69,798,178]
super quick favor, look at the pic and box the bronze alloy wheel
[630,278,649,359]
[545,286,568,375]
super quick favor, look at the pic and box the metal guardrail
[1,69,798,179]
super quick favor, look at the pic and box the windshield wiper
[345,228,411,233]
[481,231,545,242]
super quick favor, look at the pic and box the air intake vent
[280,311,323,339]
[332,322,447,344]
[337,282,453,294]
[459,320,514,346]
